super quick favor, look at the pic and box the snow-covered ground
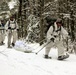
[0,36,76,75]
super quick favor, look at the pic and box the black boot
[0,41,5,45]
[44,55,51,59]
[1,41,5,45]
[8,45,12,48]
[12,43,15,47]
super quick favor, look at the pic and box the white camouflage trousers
[7,30,18,47]
[0,30,5,43]
[45,39,65,57]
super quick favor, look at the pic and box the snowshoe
[58,53,69,60]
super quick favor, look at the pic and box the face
[1,20,4,24]
[56,22,62,27]
[1,20,3,23]
[10,17,14,21]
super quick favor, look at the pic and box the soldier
[5,16,19,48]
[0,19,5,45]
[44,18,69,60]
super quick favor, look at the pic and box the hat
[56,18,62,22]
[56,18,62,25]
[10,16,14,18]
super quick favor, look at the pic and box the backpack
[45,16,56,33]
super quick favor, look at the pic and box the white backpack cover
[14,40,33,53]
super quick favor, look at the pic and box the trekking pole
[66,37,69,51]
[25,38,46,51]
[35,40,51,55]
[23,38,46,51]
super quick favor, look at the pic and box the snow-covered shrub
[26,14,40,43]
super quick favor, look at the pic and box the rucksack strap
[52,25,55,32]
[55,26,61,32]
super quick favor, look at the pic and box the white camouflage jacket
[5,19,19,31]
[47,22,68,41]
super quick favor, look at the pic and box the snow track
[0,39,76,75]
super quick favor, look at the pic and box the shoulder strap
[14,21,16,29]
[55,26,61,32]
[8,21,10,27]
[52,25,55,32]
[0,24,1,27]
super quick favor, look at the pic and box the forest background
[0,0,76,52]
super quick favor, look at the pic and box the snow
[0,36,76,75]
[8,0,17,9]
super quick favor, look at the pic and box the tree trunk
[39,0,44,45]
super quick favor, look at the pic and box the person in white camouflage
[5,16,19,48]
[44,18,69,60]
[0,20,5,45]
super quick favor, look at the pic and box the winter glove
[17,29,19,31]
[39,42,44,46]
[54,35,57,38]
[6,30,8,32]
[8,27,11,29]
[50,38,54,42]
